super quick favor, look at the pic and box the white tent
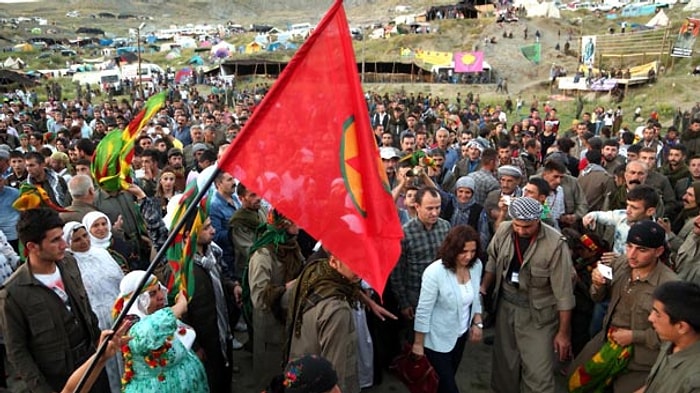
[645,10,669,28]
[513,0,561,18]
[3,56,25,69]
[685,0,700,11]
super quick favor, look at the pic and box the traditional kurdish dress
[122,308,209,393]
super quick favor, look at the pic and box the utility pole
[137,22,146,98]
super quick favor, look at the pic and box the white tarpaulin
[685,0,700,11]
[646,10,669,28]
[513,0,561,18]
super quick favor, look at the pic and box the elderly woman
[82,211,131,272]
[112,271,209,393]
[412,225,484,393]
[439,176,491,256]
[63,221,124,393]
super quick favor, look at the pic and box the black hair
[527,177,551,196]
[543,159,566,174]
[76,138,95,156]
[653,281,700,332]
[24,151,44,164]
[627,185,659,210]
[17,208,64,246]
[586,149,603,165]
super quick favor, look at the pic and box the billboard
[671,18,700,58]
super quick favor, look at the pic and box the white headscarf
[114,270,195,348]
[62,221,86,247]
[82,211,113,249]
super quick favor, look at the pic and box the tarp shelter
[426,3,479,20]
[684,0,700,11]
[189,55,204,65]
[515,0,561,18]
[3,57,25,69]
[245,41,264,54]
[0,69,37,91]
[175,67,192,83]
[646,10,669,28]
[77,27,105,35]
[210,41,235,58]
[165,50,181,60]
[99,38,114,46]
[13,43,33,52]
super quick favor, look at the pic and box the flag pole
[72,166,222,393]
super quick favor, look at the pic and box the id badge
[511,272,520,284]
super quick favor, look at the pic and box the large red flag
[217,0,403,295]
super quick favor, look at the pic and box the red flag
[217,0,402,295]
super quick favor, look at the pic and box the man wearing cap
[569,221,678,393]
[484,165,523,223]
[481,197,575,393]
[496,140,528,185]
[183,125,206,170]
[380,147,401,190]
[442,140,483,192]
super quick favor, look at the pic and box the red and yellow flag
[92,92,166,191]
[217,0,403,295]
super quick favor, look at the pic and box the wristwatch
[472,322,484,329]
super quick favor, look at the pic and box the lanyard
[514,234,535,266]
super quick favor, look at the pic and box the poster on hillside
[671,18,700,57]
[581,35,597,66]
[454,51,484,72]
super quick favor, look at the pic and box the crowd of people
[1,82,700,393]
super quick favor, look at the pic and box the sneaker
[232,338,244,350]
[234,320,248,332]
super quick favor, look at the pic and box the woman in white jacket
[412,225,484,393]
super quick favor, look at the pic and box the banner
[671,18,700,58]
[454,51,484,72]
[217,0,403,295]
[414,49,453,66]
[581,35,597,66]
[520,43,541,65]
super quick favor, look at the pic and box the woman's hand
[411,342,424,357]
[172,290,188,318]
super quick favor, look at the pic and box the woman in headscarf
[439,176,491,258]
[82,211,131,273]
[62,221,124,393]
[112,271,209,393]
[247,209,305,389]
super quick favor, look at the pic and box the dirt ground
[231,327,571,393]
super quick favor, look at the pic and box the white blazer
[414,259,483,353]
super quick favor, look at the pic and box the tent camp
[3,57,25,69]
[513,0,561,18]
[645,10,669,28]
[210,41,235,58]
[245,41,264,54]
[189,55,204,65]
[685,0,700,11]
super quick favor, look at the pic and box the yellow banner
[414,49,452,66]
